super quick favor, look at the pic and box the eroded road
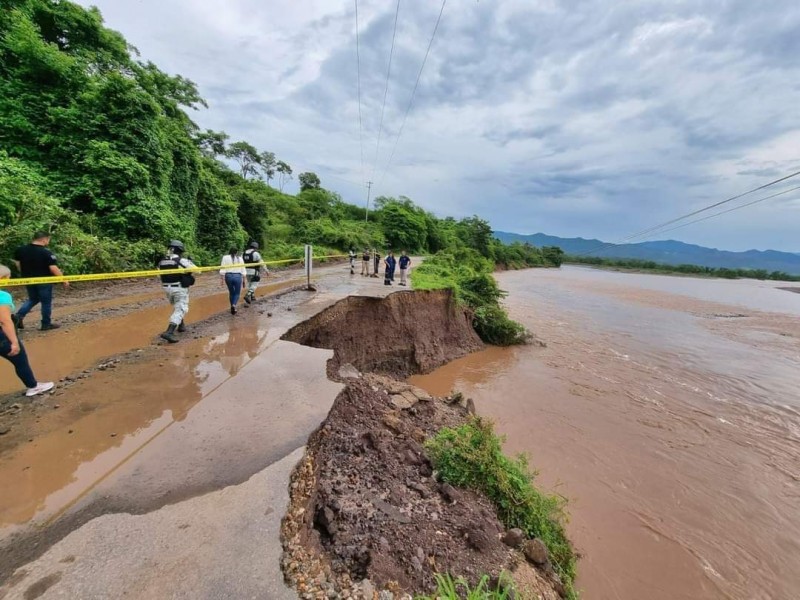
[0,263,397,599]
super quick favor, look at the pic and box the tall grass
[426,418,577,599]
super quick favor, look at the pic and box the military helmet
[168,240,185,252]
[248,241,259,250]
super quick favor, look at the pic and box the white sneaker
[26,382,55,397]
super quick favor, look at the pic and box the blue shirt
[399,256,411,269]
[0,290,15,312]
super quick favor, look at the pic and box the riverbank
[279,290,572,599]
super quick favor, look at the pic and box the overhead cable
[371,0,402,182]
[375,0,447,193]
[578,168,800,256]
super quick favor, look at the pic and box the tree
[277,160,293,192]
[298,171,321,191]
[457,216,494,258]
[226,141,259,179]
[194,129,228,158]
[259,151,276,186]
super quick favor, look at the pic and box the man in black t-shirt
[13,231,68,331]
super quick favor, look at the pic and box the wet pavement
[0,264,398,597]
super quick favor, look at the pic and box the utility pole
[365,180,373,222]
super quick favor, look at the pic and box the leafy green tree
[377,199,428,251]
[276,160,293,192]
[259,151,276,186]
[298,171,321,191]
[226,141,260,179]
[194,129,229,158]
[457,216,494,258]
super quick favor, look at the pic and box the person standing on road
[361,248,371,276]
[349,248,356,275]
[12,231,68,331]
[384,251,396,286]
[398,251,411,286]
[243,241,266,305]
[0,265,54,396]
[157,240,196,343]
[373,248,381,278]
[220,247,246,315]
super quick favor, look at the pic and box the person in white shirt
[220,247,247,315]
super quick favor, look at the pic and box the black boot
[177,320,186,333]
[160,323,179,343]
[12,314,23,329]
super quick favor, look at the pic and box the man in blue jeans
[13,231,68,331]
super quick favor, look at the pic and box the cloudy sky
[76,0,800,251]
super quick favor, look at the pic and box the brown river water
[411,267,800,600]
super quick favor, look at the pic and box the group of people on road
[157,239,268,343]
[353,248,412,286]
[0,231,66,398]
[0,234,270,397]
[2,234,407,397]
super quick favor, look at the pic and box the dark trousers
[16,283,53,326]
[0,331,37,388]
[225,273,243,306]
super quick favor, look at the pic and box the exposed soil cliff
[280,291,563,599]
[281,289,483,378]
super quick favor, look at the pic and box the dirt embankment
[280,290,563,600]
[281,289,483,378]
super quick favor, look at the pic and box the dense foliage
[426,418,577,599]
[0,0,560,277]
[566,255,800,282]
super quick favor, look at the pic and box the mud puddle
[413,268,800,600]
[0,277,304,395]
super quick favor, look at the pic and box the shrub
[426,418,577,598]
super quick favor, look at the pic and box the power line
[370,0,401,182]
[578,168,800,256]
[354,0,366,184]
[638,184,800,239]
[375,0,447,193]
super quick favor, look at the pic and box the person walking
[12,231,68,331]
[349,248,356,275]
[361,248,371,276]
[243,241,266,305]
[0,265,54,396]
[220,247,246,315]
[157,240,196,343]
[398,251,411,286]
[384,251,397,286]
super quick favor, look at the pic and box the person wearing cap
[157,240,196,343]
[0,264,54,396]
[242,241,267,305]
[361,248,371,276]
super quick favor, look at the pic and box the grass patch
[415,573,514,600]
[426,417,577,599]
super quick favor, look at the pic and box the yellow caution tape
[1,255,348,287]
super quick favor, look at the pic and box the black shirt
[14,244,58,278]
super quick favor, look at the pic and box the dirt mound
[281,290,482,378]
[282,380,515,597]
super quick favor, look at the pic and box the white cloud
[76,0,800,251]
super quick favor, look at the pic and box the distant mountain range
[494,232,800,275]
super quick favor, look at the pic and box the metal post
[304,244,313,289]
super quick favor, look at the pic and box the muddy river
[412,267,800,600]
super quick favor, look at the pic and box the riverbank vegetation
[566,255,800,282]
[0,1,560,282]
[427,418,577,599]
